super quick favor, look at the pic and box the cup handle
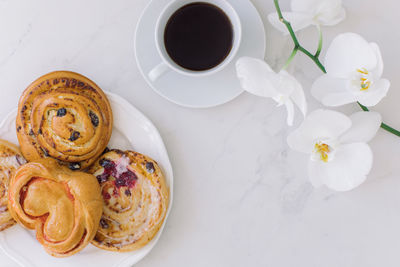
[148,62,170,81]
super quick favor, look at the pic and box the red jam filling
[96,159,138,190]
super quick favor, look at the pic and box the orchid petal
[291,0,318,12]
[319,7,345,26]
[275,70,295,96]
[279,70,307,116]
[308,143,372,191]
[311,74,357,106]
[287,109,352,153]
[325,33,378,78]
[236,57,280,98]
[289,82,307,117]
[370,42,384,79]
[315,1,345,25]
[268,12,313,34]
[340,111,382,144]
[357,79,390,107]
[284,99,295,126]
[291,0,345,25]
[307,165,324,188]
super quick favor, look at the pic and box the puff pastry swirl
[16,71,113,170]
[88,149,169,251]
[8,158,103,257]
[0,140,25,231]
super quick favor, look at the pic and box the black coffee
[164,2,234,71]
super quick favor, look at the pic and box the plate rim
[0,91,174,267]
[134,0,266,109]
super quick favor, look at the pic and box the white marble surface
[1,0,400,266]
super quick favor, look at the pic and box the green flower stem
[315,24,323,58]
[274,0,400,138]
[273,0,325,73]
[273,0,300,47]
[357,102,400,137]
[297,46,326,73]
[282,49,298,70]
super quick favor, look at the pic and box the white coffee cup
[148,0,242,81]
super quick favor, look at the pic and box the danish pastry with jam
[88,149,169,251]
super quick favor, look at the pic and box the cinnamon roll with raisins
[16,71,113,170]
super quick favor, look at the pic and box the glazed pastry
[8,158,102,257]
[16,71,113,170]
[88,149,169,251]
[0,139,25,231]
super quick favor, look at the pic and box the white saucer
[0,92,173,267]
[134,0,266,108]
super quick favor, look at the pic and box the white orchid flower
[287,109,381,191]
[268,0,345,34]
[312,33,390,107]
[236,57,307,126]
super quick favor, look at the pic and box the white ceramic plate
[134,0,266,108]
[0,92,173,267]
